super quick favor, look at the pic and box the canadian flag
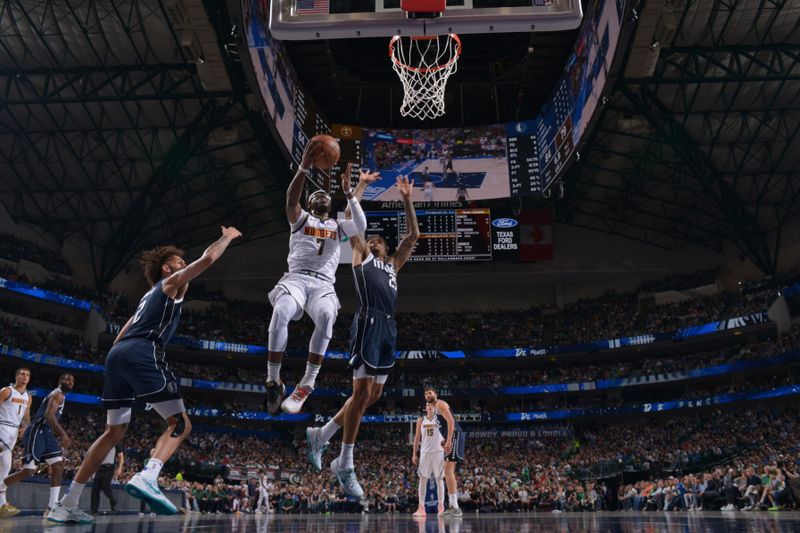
[519,209,554,261]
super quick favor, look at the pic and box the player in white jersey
[0,368,31,518]
[266,141,369,415]
[256,472,271,514]
[412,403,446,517]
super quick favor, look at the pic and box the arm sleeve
[338,197,367,238]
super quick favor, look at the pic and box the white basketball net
[389,34,461,120]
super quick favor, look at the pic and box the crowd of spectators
[18,405,798,514]
[638,268,720,293]
[0,232,72,275]
[0,316,100,363]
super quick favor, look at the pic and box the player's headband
[308,190,331,204]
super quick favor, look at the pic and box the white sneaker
[282,385,313,414]
[306,427,328,471]
[125,473,178,515]
[330,457,363,499]
[46,502,94,524]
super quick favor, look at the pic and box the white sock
[449,493,459,509]
[419,478,428,509]
[319,418,341,444]
[436,478,445,508]
[267,362,282,383]
[339,443,354,470]
[61,481,85,508]
[48,486,60,509]
[298,362,321,389]
[141,458,164,481]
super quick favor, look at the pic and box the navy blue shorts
[445,427,465,463]
[22,423,61,464]
[348,311,397,376]
[102,339,182,410]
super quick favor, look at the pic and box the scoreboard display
[365,208,493,262]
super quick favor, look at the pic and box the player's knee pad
[107,407,132,426]
[151,399,186,420]
[309,302,336,355]
[309,326,332,357]
[268,296,299,352]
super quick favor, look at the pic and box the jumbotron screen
[243,0,624,197]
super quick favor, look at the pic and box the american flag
[296,0,329,14]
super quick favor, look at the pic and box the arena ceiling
[0,0,292,289]
[559,0,800,274]
[0,0,798,290]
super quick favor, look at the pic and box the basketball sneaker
[264,380,286,415]
[330,457,364,499]
[0,502,20,518]
[441,506,463,517]
[46,502,94,524]
[125,473,178,515]
[281,384,313,414]
[438,503,445,515]
[412,507,426,518]
[306,426,328,471]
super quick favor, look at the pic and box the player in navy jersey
[425,385,465,517]
[306,173,420,498]
[48,226,241,524]
[1,373,74,515]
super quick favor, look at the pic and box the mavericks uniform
[436,407,465,464]
[268,209,345,321]
[418,415,445,479]
[22,389,64,466]
[0,387,29,452]
[102,279,183,410]
[349,254,398,378]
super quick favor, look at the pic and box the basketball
[311,134,340,170]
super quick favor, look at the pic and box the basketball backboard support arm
[269,0,583,40]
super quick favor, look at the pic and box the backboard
[269,0,583,40]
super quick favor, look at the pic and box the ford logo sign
[492,218,518,229]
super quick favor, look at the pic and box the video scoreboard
[364,208,493,262]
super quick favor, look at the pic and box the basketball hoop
[389,33,462,121]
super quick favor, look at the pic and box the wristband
[345,190,354,199]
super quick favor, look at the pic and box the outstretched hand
[221,226,243,240]
[395,175,414,198]
[359,169,381,185]
[340,162,354,194]
[300,141,323,170]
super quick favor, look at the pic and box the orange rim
[388,34,462,74]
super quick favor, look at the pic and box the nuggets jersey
[353,255,398,315]
[0,387,30,428]
[420,414,445,454]
[122,279,183,348]
[288,210,342,282]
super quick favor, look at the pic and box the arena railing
[3,342,798,400]
[110,309,771,360]
[0,276,95,312]
[23,381,800,424]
